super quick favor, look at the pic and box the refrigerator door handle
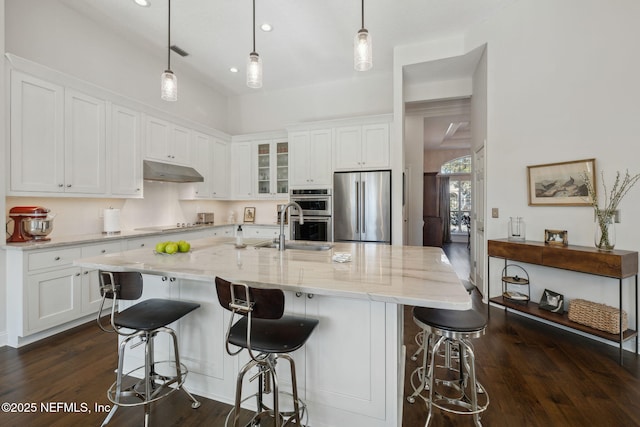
[355,181,359,233]
[361,181,366,234]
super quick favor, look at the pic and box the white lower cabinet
[26,266,82,334]
[6,242,122,345]
[241,225,281,240]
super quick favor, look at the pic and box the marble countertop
[74,237,471,310]
[1,223,279,251]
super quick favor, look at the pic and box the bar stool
[409,282,475,363]
[407,306,489,427]
[96,271,201,427]
[215,277,319,427]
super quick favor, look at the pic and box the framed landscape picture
[527,158,595,206]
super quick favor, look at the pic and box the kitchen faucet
[279,202,303,251]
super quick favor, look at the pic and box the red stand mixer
[6,206,51,243]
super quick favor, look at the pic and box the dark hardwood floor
[1,245,639,426]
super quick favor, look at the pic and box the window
[441,156,472,234]
[441,156,471,174]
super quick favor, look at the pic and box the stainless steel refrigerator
[333,170,391,243]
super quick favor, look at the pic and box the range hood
[143,160,204,183]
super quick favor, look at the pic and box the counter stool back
[97,271,201,427]
[215,277,319,427]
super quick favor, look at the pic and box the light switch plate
[491,208,499,218]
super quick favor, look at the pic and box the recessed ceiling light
[260,23,273,32]
[229,67,239,73]
[134,0,151,7]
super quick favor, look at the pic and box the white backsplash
[6,182,287,239]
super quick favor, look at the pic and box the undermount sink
[254,241,334,251]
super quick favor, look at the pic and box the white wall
[465,0,640,348]
[424,149,470,173]
[5,0,228,132]
[227,72,393,134]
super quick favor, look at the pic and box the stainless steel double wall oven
[289,189,332,242]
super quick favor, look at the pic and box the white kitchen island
[74,237,470,427]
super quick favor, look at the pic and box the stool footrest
[224,390,309,427]
[107,360,188,407]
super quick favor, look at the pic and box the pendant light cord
[361,0,364,29]
[252,0,256,54]
[167,0,171,70]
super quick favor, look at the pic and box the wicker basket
[568,299,628,334]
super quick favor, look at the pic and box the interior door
[473,145,486,297]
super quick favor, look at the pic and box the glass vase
[594,213,616,251]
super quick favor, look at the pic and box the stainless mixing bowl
[23,218,54,240]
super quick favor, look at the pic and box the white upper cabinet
[289,129,332,188]
[231,141,254,199]
[144,115,191,165]
[211,138,230,199]
[334,123,389,170]
[182,134,229,200]
[10,71,65,193]
[64,89,107,194]
[110,104,142,197]
[9,71,106,195]
[190,131,212,199]
[255,140,289,199]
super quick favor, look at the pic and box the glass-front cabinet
[256,140,288,198]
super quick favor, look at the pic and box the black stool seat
[115,298,200,331]
[229,315,319,353]
[413,306,486,333]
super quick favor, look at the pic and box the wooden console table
[488,239,638,365]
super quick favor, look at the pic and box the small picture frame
[544,229,568,246]
[243,207,256,223]
[539,289,564,313]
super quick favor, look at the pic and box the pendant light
[161,0,177,101]
[247,0,263,89]
[354,0,372,71]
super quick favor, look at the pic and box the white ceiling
[61,0,517,96]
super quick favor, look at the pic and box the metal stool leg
[407,331,433,404]
[168,329,201,409]
[424,335,446,427]
[460,339,482,427]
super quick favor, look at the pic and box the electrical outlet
[491,208,499,218]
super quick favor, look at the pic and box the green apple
[178,241,191,252]
[165,242,178,254]
[155,241,168,253]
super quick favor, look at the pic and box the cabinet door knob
[54,256,61,261]
[83,271,89,275]
[58,184,64,187]
[67,184,72,187]
[101,249,106,253]
[169,277,176,282]
[162,276,168,281]
[295,292,302,298]
[307,293,314,299]
[75,273,81,277]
